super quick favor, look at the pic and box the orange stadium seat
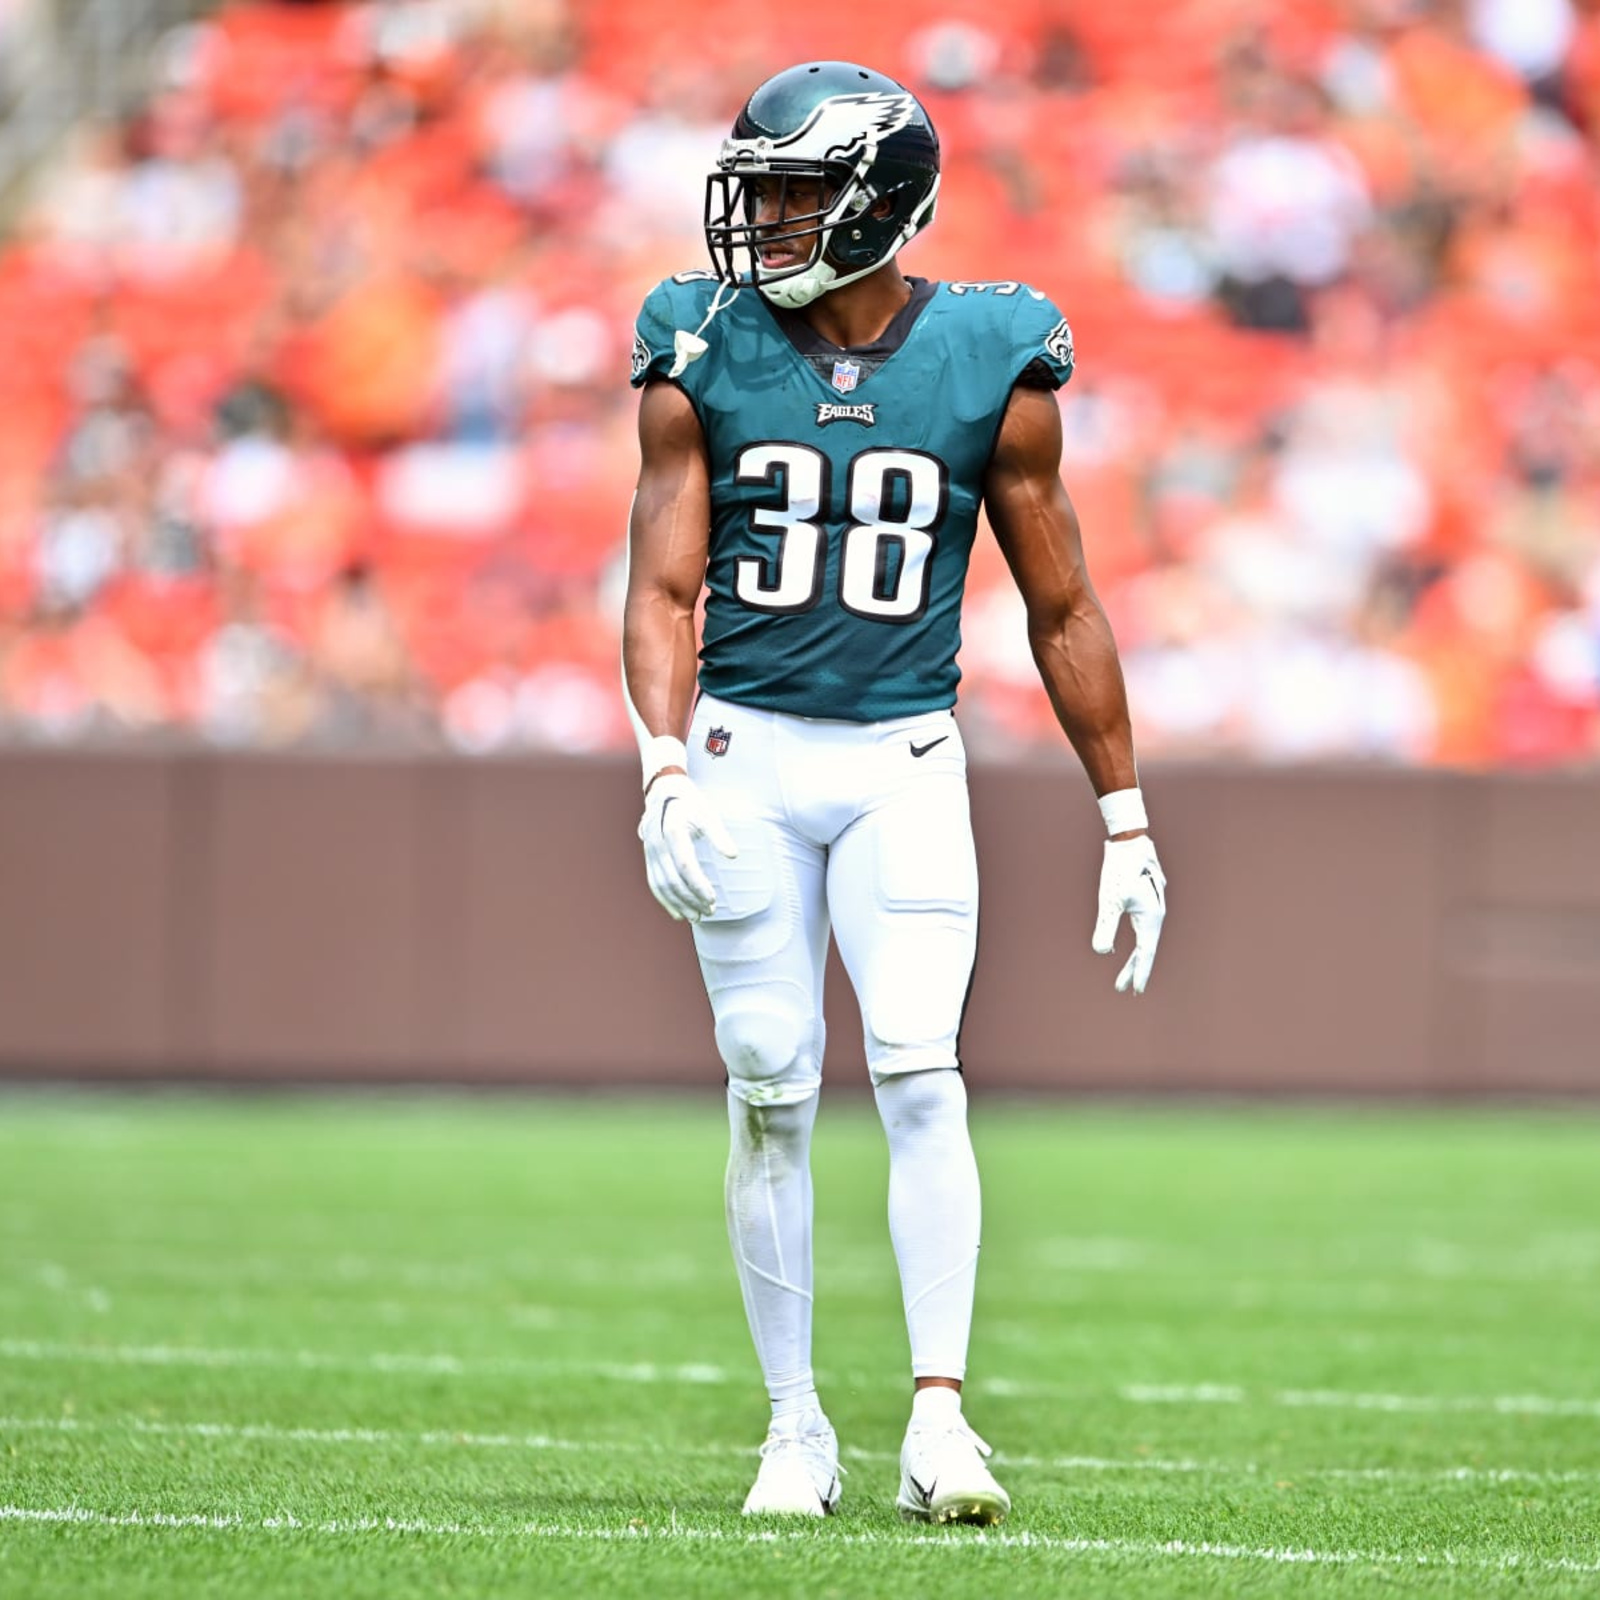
[205,1,360,121]
[0,0,1593,765]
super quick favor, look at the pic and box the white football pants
[687,692,980,1104]
[688,691,984,1388]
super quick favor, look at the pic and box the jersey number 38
[733,442,949,625]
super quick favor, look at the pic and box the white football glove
[1092,834,1167,995]
[638,772,738,922]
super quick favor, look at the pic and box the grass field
[1,1093,1598,1598]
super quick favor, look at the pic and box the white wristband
[641,735,688,790]
[1098,787,1148,836]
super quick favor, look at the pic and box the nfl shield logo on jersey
[705,725,732,757]
[831,359,861,395]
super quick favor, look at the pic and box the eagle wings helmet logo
[765,92,917,165]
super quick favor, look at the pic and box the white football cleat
[741,1411,842,1517]
[897,1416,1011,1525]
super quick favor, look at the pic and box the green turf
[0,1093,1597,1598]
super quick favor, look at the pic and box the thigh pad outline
[870,779,978,918]
[692,813,791,965]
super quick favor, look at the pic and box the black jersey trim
[1014,357,1063,391]
[954,905,980,1077]
[766,278,939,383]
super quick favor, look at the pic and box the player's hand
[638,772,738,922]
[1092,835,1166,995]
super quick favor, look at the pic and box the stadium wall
[1,751,1595,1094]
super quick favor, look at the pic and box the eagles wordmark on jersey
[632,273,1075,722]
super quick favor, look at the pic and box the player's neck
[794,265,913,351]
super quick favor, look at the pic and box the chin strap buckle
[669,330,708,378]
[668,280,740,377]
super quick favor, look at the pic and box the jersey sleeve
[629,279,682,388]
[630,273,725,389]
[1009,289,1076,390]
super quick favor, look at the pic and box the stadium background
[0,0,1596,1090]
[3,6,1600,1595]
[1,0,1598,767]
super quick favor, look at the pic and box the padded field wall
[0,752,1595,1093]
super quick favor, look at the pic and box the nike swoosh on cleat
[907,1473,935,1505]
[909,737,949,758]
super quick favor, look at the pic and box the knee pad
[715,993,820,1107]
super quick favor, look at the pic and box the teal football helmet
[705,61,940,309]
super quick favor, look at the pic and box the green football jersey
[631,274,1075,721]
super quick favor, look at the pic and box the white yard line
[0,1414,749,1458]
[7,1337,1600,1420]
[0,1339,728,1385]
[0,1503,1596,1575]
[1114,1383,1600,1419]
[3,1413,1596,1487]
[1276,1388,1600,1418]
[1112,1382,1248,1404]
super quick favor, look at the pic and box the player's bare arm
[623,380,736,921]
[624,380,710,763]
[984,383,1140,820]
[984,380,1167,992]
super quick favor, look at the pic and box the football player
[623,60,1166,1524]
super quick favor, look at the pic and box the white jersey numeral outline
[839,449,944,620]
[733,443,828,612]
[730,442,947,623]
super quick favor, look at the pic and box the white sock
[770,1393,825,1433]
[911,1385,963,1427]
[725,1089,819,1411]
[774,1388,825,1427]
[874,1069,981,1381]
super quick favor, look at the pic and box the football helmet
[705,61,940,309]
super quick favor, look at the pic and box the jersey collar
[765,277,938,381]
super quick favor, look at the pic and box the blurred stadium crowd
[1,0,1598,764]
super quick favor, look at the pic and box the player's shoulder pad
[631,270,721,388]
[933,280,1074,389]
